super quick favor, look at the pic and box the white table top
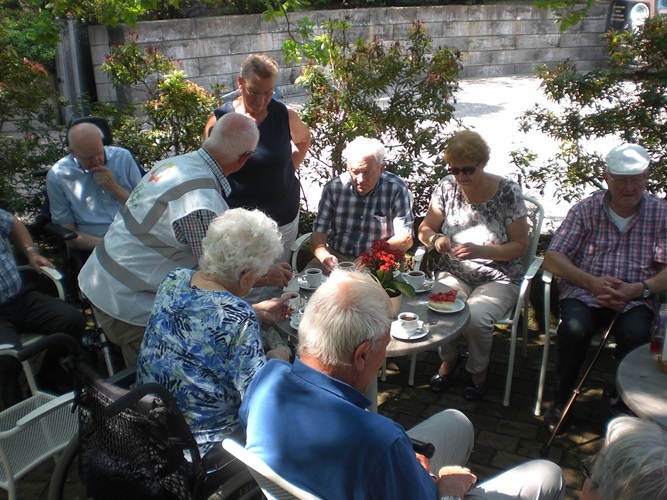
[616,344,667,429]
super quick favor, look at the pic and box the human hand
[436,466,477,498]
[433,235,453,256]
[415,453,431,473]
[27,252,55,273]
[319,254,338,274]
[89,165,117,189]
[257,263,292,288]
[452,242,481,261]
[254,295,291,323]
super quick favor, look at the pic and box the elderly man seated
[240,270,566,499]
[310,136,414,272]
[46,121,142,253]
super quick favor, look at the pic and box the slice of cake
[428,290,458,311]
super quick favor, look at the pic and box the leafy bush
[282,17,462,215]
[95,34,223,167]
[516,16,667,202]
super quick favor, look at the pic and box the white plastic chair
[500,195,545,406]
[0,347,77,500]
[222,438,321,500]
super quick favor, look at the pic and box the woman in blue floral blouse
[136,208,286,454]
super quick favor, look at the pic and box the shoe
[429,355,462,394]
[543,402,564,434]
[463,379,487,401]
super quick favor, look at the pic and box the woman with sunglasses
[418,129,529,401]
[203,54,311,270]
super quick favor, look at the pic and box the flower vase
[389,293,402,318]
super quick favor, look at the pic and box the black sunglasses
[448,162,480,176]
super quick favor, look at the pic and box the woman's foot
[463,372,488,401]
[429,355,462,393]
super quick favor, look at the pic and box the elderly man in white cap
[542,143,667,434]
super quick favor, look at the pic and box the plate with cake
[427,290,464,314]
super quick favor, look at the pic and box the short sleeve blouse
[432,176,527,286]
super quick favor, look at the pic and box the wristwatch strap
[642,280,651,298]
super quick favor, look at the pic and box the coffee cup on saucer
[402,270,426,290]
[304,268,323,287]
[397,312,420,334]
[335,261,356,272]
[281,292,301,313]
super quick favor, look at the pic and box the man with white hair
[46,122,143,252]
[310,136,413,272]
[240,270,565,499]
[79,113,292,367]
[543,143,667,433]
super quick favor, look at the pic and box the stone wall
[88,5,610,103]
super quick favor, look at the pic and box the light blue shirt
[46,146,142,237]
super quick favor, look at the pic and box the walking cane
[541,308,623,457]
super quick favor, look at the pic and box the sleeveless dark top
[214,100,300,226]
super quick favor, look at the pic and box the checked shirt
[313,171,414,257]
[549,190,667,313]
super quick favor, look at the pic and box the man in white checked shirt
[310,136,414,273]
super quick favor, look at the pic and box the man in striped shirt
[543,144,667,434]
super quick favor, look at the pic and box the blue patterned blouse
[137,267,266,454]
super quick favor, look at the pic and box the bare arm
[287,107,311,170]
[418,201,453,253]
[386,233,413,253]
[310,231,338,273]
[62,223,102,251]
[202,112,217,140]
[9,216,55,273]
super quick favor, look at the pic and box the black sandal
[429,355,462,394]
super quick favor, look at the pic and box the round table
[272,278,470,412]
[616,344,667,429]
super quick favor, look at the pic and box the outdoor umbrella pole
[541,307,623,457]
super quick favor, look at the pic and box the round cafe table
[616,343,667,429]
[272,278,470,412]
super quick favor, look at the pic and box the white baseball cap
[605,144,651,176]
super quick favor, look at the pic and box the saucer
[297,276,326,291]
[414,279,435,293]
[427,298,465,314]
[391,321,429,341]
[289,318,300,329]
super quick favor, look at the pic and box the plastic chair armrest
[16,392,76,427]
[523,256,544,281]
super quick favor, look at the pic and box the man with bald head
[79,113,292,366]
[46,122,143,252]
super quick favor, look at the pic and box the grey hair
[297,270,392,366]
[204,112,259,161]
[199,208,283,284]
[240,54,279,80]
[590,416,667,499]
[342,137,386,169]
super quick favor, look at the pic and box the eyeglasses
[239,150,255,159]
[607,172,647,185]
[242,85,274,99]
[448,162,480,176]
[580,456,598,489]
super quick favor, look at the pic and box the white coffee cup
[336,261,356,272]
[291,306,306,327]
[304,268,323,287]
[402,270,426,290]
[281,292,300,312]
[397,312,420,333]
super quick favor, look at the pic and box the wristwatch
[440,497,462,500]
[642,281,651,299]
[430,233,445,248]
